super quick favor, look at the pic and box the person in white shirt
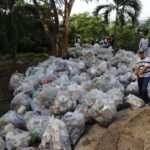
[134,49,150,104]
[74,36,81,48]
[139,33,149,54]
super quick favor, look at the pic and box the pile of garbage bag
[0,47,143,150]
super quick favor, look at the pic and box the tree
[93,0,141,49]
[139,18,150,44]
[31,0,98,56]
[140,18,150,31]
[0,0,98,56]
[116,25,139,51]
[144,18,150,29]
[0,0,21,58]
[69,13,107,44]
[94,0,141,27]
[30,0,75,56]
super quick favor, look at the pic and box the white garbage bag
[9,73,24,91]
[50,91,77,115]
[11,93,32,111]
[81,89,117,126]
[63,111,85,145]
[126,81,139,95]
[106,88,124,106]
[5,129,31,150]
[86,92,117,126]
[31,86,58,111]
[26,115,49,138]
[126,94,145,109]
[92,74,124,92]
[0,111,26,129]
[39,118,71,150]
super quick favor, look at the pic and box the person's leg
[138,77,143,98]
[144,49,148,57]
[141,77,150,103]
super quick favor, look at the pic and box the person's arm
[140,64,150,75]
[133,65,140,76]
[139,39,142,49]
[146,39,149,48]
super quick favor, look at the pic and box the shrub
[116,26,139,52]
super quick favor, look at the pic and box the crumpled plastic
[5,47,142,149]
[126,94,145,109]
[49,91,77,115]
[63,111,85,145]
[0,111,26,129]
[39,118,71,150]
[9,73,24,91]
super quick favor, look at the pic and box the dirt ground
[75,107,150,150]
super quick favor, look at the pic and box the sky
[72,0,149,20]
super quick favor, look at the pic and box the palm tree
[94,0,141,26]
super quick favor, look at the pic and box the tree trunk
[59,0,75,57]
[62,0,69,57]
[41,22,57,55]
[33,0,75,57]
[113,8,119,51]
[33,0,59,56]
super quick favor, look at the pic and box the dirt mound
[75,107,150,150]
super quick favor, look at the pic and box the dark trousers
[138,77,150,104]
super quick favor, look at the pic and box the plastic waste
[126,94,145,109]
[39,118,71,150]
[63,111,85,145]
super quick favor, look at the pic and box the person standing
[139,32,149,55]
[74,36,81,48]
[134,49,150,104]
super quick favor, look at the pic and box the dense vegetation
[0,0,76,57]
[0,0,149,57]
[69,13,107,44]
[69,13,143,51]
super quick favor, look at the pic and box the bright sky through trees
[72,0,149,20]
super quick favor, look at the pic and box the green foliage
[16,0,25,6]
[141,18,150,29]
[69,13,140,52]
[0,31,9,53]
[146,20,150,30]
[94,0,142,27]
[115,26,139,51]
[69,13,107,44]
[139,18,150,44]
[0,4,51,54]
[0,0,146,55]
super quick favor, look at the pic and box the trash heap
[0,47,144,150]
